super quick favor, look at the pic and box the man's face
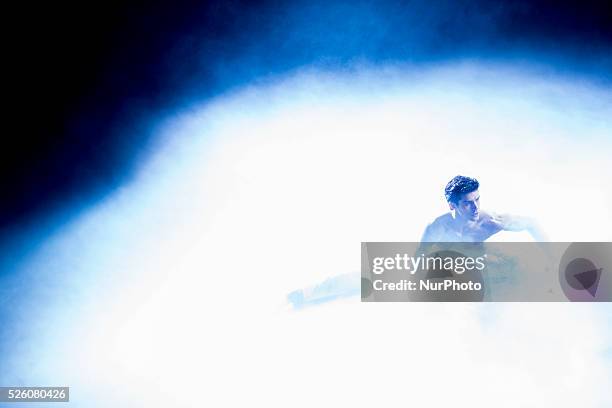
[450,190,480,221]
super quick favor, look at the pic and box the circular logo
[559,243,611,301]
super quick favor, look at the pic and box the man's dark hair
[444,175,479,204]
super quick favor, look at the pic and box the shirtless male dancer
[420,175,546,242]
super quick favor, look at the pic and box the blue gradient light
[1,63,611,407]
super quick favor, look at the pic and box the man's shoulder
[429,212,454,228]
[421,212,455,242]
[423,212,453,235]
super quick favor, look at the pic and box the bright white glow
[4,64,612,407]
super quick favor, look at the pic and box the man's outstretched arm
[492,214,548,241]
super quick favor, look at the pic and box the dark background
[4,0,612,236]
